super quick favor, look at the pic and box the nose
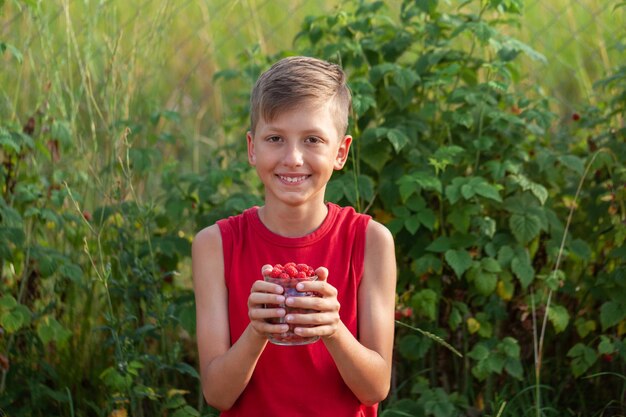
[282,142,304,167]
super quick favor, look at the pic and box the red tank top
[217,203,375,417]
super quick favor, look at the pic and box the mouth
[277,174,310,185]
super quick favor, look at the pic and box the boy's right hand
[247,265,288,339]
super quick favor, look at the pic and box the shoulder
[365,219,394,252]
[192,224,222,253]
[192,224,226,292]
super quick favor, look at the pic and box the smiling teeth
[280,175,307,183]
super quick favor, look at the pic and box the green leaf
[445,249,473,278]
[598,336,616,355]
[600,301,626,331]
[433,145,465,163]
[510,174,548,205]
[37,316,72,345]
[567,343,598,377]
[171,405,200,417]
[492,37,546,63]
[426,237,453,253]
[548,304,570,333]
[468,343,490,361]
[500,337,521,358]
[174,362,200,379]
[405,215,420,234]
[412,254,442,275]
[412,172,442,193]
[509,213,541,244]
[497,246,515,266]
[411,289,438,321]
[1,310,24,333]
[0,133,20,153]
[511,255,535,288]
[474,270,497,296]
[473,180,502,202]
[481,257,502,273]
[398,333,432,360]
[417,209,436,231]
[356,174,375,202]
[420,388,455,417]
[0,295,17,310]
[447,206,472,233]
[393,67,419,92]
[386,128,410,152]
[505,358,523,380]
[445,178,463,204]
[448,306,463,330]
[575,318,597,338]
[485,354,505,374]
[559,155,585,175]
[166,394,187,409]
[569,239,592,261]
[100,366,131,391]
[452,111,474,128]
[415,0,438,14]
[360,139,392,172]
[59,263,83,283]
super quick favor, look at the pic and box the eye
[305,136,323,144]
[266,135,282,143]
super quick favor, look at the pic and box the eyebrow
[261,126,330,137]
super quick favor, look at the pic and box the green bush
[216,0,626,415]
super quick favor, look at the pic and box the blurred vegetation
[1,0,625,416]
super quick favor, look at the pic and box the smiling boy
[192,56,397,416]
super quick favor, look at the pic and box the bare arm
[286,220,396,405]
[192,225,288,411]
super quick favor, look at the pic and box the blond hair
[250,56,351,136]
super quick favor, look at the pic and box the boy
[192,56,396,416]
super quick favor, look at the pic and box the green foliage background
[1,0,625,416]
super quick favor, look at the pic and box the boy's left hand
[284,267,341,339]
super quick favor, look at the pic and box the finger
[293,280,337,297]
[315,266,329,282]
[261,264,273,276]
[293,324,337,338]
[285,296,337,313]
[285,311,336,326]
[248,292,286,307]
[249,306,286,321]
[252,321,290,336]
[251,279,284,295]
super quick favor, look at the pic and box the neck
[258,201,329,238]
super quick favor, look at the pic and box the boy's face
[247,100,352,208]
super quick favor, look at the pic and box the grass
[515,0,626,115]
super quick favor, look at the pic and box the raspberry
[285,265,298,278]
[269,262,316,280]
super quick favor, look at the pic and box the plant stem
[534,148,614,416]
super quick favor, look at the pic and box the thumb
[315,266,329,282]
[261,264,273,276]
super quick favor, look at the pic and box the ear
[334,135,352,170]
[246,131,256,165]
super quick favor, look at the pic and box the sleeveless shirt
[217,203,376,417]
